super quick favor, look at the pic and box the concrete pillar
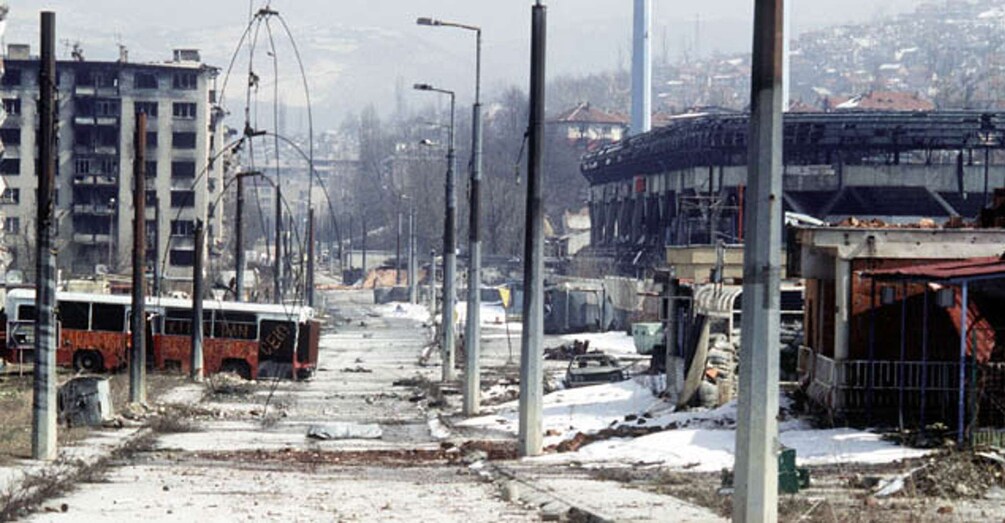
[834,257,850,361]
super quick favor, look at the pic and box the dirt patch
[906,450,1005,499]
[191,448,451,467]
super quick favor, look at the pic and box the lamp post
[414,82,457,383]
[107,197,116,270]
[417,15,484,416]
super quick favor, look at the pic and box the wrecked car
[563,353,628,388]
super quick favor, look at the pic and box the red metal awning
[864,256,1005,281]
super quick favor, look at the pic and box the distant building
[832,90,935,112]
[0,45,224,283]
[549,102,627,149]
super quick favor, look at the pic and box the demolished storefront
[792,226,1005,444]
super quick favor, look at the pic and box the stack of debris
[544,339,591,360]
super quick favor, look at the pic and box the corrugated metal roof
[864,256,1005,281]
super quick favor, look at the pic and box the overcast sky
[5,1,921,128]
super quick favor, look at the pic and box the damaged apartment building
[0,44,225,283]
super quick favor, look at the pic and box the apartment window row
[134,72,158,89]
[172,132,197,149]
[170,219,195,236]
[172,72,197,90]
[172,102,197,119]
[135,101,159,117]
[170,190,195,208]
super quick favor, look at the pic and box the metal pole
[396,210,402,285]
[429,249,437,316]
[235,174,245,301]
[274,187,282,303]
[191,219,205,381]
[519,0,547,458]
[362,214,368,275]
[958,281,968,446]
[32,10,58,461]
[307,207,315,307]
[630,0,652,135]
[733,0,784,520]
[409,203,417,304]
[464,29,484,416]
[153,196,161,297]
[347,214,353,271]
[130,111,148,404]
[443,92,458,383]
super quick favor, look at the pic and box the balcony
[74,116,120,127]
[74,145,118,156]
[72,203,115,216]
[73,175,118,187]
[169,236,195,250]
[73,233,112,245]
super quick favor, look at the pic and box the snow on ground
[456,302,509,327]
[559,331,639,356]
[461,376,929,471]
[459,376,667,447]
[372,302,431,323]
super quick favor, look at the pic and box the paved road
[28,290,536,522]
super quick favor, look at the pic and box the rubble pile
[544,339,591,360]
[907,451,1005,499]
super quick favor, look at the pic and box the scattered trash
[340,366,372,373]
[306,423,383,440]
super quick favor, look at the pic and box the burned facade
[0,44,224,281]
[581,111,1005,272]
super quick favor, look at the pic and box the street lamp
[417,15,484,416]
[107,197,116,270]
[413,81,457,383]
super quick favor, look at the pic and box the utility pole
[307,207,315,307]
[235,173,245,301]
[347,214,353,271]
[153,196,161,297]
[130,111,148,404]
[32,10,57,461]
[733,1,784,521]
[519,0,547,458]
[464,26,485,417]
[274,187,282,304]
[396,210,402,285]
[408,203,417,304]
[429,249,437,316]
[361,214,368,276]
[631,0,652,135]
[191,219,205,381]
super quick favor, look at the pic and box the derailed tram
[1,289,319,380]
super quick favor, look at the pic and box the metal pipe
[32,10,58,461]
[274,186,282,303]
[307,207,315,307]
[409,203,417,304]
[396,210,402,285]
[630,0,652,135]
[733,0,784,519]
[191,220,205,381]
[519,0,547,458]
[958,281,968,446]
[130,111,148,404]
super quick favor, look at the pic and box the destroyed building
[0,44,224,282]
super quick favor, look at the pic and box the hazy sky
[5,1,921,128]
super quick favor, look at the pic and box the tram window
[17,305,35,321]
[213,311,258,340]
[59,301,90,329]
[164,308,191,335]
[92,303,126,332]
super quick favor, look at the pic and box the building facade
[0,45,224,283]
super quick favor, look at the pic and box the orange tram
[1,289,320,380]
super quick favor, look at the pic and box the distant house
[548,102,627,149]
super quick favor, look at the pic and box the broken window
[169,250,194,267]
[171,161,196,178]
[213,311,258,340]
[91,303,125,332]
[172,102,197,119]
[135,101,158,117]
[2,98,21,116]
[134,72,158,89]
[0,188,20,204]
[2,69,21,87]
[171,190,195,208]
[0,128,21,145]
[170,220,195,236]
[3,217,19,234]
[0,159,19,175]
[59,301,90,330]
[172,72,197,90]
[172,132,196,149]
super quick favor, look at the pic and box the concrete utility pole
[191,219,205,381]
[307,207,315,307]
[519,0,547,458]
[413,82,457,382]
[733,0,784,521]
[429,249,437,317]
[32,10,57,461]
[130,111,148,404]
[274,187,282,304]
[235,173,245,301]
[631,0,652,135]
[153,196,161,297]
[396,210,402,285]
[408,203,417,304]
